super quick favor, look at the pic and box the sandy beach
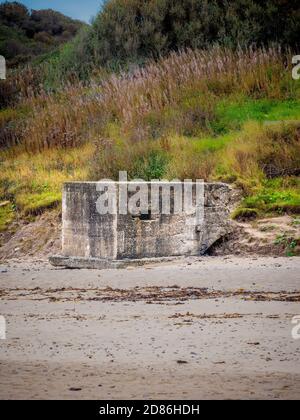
[0,256,300,400]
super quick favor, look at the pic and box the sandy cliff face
[0,210,61,262]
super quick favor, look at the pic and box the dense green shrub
[0,1,84,67]
[53,0,300,80]
[92,0,300,63]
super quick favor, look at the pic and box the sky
[0,0,103,23]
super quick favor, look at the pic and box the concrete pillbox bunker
[50,181,234,269]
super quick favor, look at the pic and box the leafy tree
[84,0,300,70]
[0,1,29,27]
[0,2,85,68]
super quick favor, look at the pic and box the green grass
[16,191,61,216]
[232,207,259,221]
[191,133,236,153]
[0,203,15,232]
[238,178,300,216]
[0,144,92,228]
[211,98,300,134]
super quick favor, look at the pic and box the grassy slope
[1,98,299,231]
[0,48,300,236]
[0,144,92,231]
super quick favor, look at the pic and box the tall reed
[9,46,293,154]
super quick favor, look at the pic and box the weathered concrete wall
[62,183,117,259]
[61,182,233,261]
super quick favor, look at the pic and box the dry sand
[0,256,300,400]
